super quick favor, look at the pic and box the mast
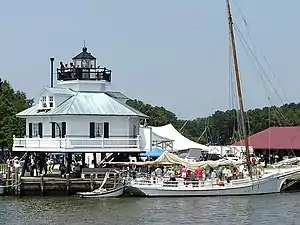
[226,0,252,178]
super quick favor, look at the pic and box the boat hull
[77,186,124,198]
[127,169,300,197]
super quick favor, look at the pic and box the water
[0,193,299,225]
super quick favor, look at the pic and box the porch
[12,135,142,152]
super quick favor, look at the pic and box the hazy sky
[0,0,299,119]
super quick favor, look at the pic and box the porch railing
[13,135,140,149]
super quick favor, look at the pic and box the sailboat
[126,0,300,197]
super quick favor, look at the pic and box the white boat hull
[127,168,300,197]
[77,186,124,198]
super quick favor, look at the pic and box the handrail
[57,67,111,82]
[13,136,140,149]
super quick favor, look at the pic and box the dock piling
[90,173,95,191]
[66,174,70,195]
[40,176,44,196]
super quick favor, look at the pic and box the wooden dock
[1,167,123,196]
[18,176,117,196]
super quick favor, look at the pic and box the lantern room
[72,46,96,68]
[56,46,112,92]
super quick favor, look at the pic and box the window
[90,122,109,138]
[95,123,103,137]
[41,96,47,108]
[51,122,66,138]
[33,123,39,137]
[55,122,62,137]
[49,96,54,108]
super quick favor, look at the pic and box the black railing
[57,67,111,82]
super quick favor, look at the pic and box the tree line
[1,78,299,151]
[127,99,300,145]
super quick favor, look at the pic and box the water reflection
[0,193,299,225]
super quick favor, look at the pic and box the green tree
[127,98,300,146]
[0,80,33,152]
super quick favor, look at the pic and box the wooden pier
[1,166,123,196]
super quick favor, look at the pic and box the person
[180,166,187,179]
[163,166,167,175]
[60,62,65,72]
[210,170,216,187]
[195,166,203,181]
[47,157,54,173]
[70,62,76,77]
[239,164,244,179]
[155,167,162,178]
[168,168,176,182]
[201,168,206,186]
[59,162,66,178]
[218,166,223,181]
[151,170,156,183]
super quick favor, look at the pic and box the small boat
[77,185,125,198]
[77,171,125,198]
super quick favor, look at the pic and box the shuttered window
[38,123,43,138]
[90,122,95,138]
[29,123,33,138]
[104,122,109,138]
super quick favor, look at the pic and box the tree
[0,80,33,152]
[126,98,300,146]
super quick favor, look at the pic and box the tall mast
[226,0,252,178]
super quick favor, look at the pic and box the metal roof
[72,47,96,60]
[43,87,75,95]
[105,91,128,99]
[233,127,300,150]
[17,92,148,118]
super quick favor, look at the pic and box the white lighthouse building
[12,46,148,165]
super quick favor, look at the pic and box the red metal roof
[233,127,300,150]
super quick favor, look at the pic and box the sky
[0,0,299,119]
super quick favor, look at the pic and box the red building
[233,126,300,157]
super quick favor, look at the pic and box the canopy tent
[140,147,165,157]
[139,126,174,151]
[106,151,245,170]
[151,124,210,152]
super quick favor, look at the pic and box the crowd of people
[147,157,268,187]
[5,153,83,178]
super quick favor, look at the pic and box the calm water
[0,193,299,225]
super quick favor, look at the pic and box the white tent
[151,124,210,152]
[139,126,173,150]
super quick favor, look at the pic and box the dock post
[17,173,21,196]
[14,167,19,196]
[90,173,94,191]
[5,164,10,194]
[66,174,70,196]
[40,176,44,196]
